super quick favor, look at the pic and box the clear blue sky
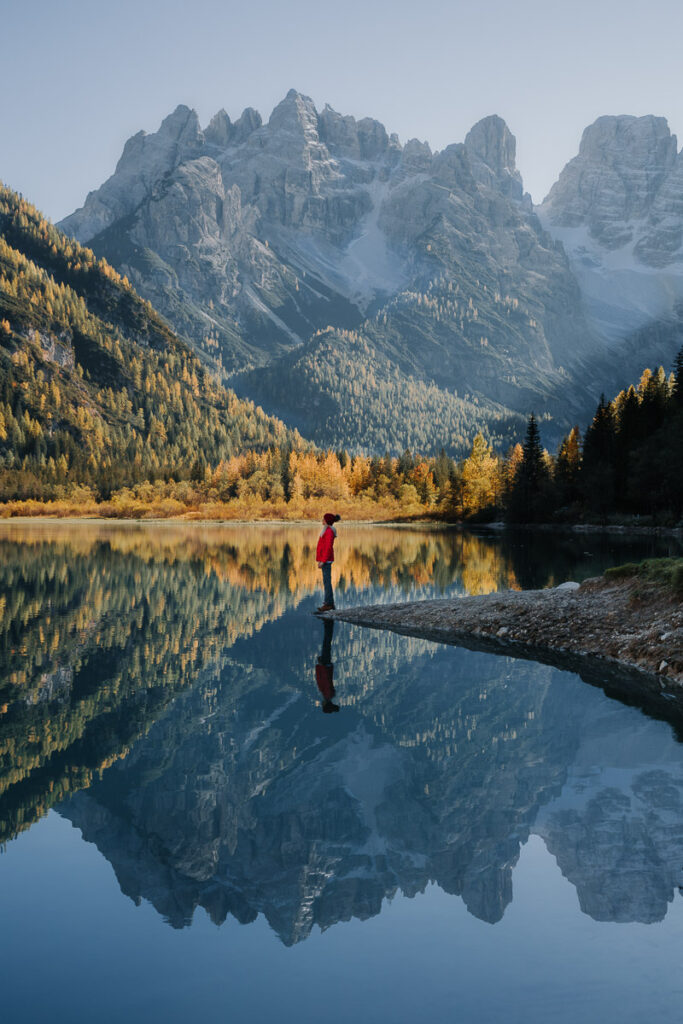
[3,0,683,221]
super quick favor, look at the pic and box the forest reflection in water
[1,520,682,948]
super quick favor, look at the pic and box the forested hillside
[0,184,301,500]
[235,324,528,456]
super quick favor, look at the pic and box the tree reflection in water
[1,521,681,942]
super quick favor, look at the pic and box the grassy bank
[604,557,683,596]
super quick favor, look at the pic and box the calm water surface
[1,522,683,1024]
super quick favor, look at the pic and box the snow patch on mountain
[537,214,683,342]
[335,177,408,307]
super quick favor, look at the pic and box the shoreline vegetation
[0,358,681,524]
[1,184,682,531]
[327,558,683,694]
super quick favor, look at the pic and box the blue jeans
[321,562,334,606]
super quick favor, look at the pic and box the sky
[3,0,683,222]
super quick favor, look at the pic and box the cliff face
[540,116,679,252]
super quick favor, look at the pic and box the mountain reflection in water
[1,522,682,946]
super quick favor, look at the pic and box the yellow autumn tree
[461,433,500,517]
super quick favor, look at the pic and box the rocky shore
[327,572,683,707]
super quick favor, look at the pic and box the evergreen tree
[555,425,581,509]
[613,386,640,509]
[506,414,550,523]
[673,346,683,408]
[581,396,616,519]
[433,447,451,491]
[397,449,415,477]
[640,366,669,437]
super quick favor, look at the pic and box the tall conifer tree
[506,414,550,522]
[555,425,581,508]
[673,346,683,408]
[581,395,616,518]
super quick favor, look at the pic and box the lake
[1,521,683,1024]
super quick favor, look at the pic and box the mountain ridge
[56,94,683,453]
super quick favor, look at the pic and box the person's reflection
[316,619,340,713]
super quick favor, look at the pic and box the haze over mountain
[58,94,683,453]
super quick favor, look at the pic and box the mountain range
[52,94,683,454]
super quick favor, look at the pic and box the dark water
[1,522,683,1024]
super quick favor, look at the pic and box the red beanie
[323,513,339,525]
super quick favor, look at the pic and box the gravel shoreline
[327,575,683,710]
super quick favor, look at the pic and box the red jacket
[315,662,335,699]
[316,526,336,563]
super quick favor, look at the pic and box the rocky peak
[357,117,391,161]
[232,107,262,144]
[318,104,362,159]
[464,116,523,198]
[114,130,147,174]
[113,106,203,177]
[432,143,477,193]
[268,89,320,140]
[205,109,232,148]
[536,113,683,348]
[62,105,203,242]
[541,114,679,244]
[578,115,676,182]
[401,138,432,173]
[158,104,204,148]
[317,105,398,164]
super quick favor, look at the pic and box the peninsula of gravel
[328,559,683,687]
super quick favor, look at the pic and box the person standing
[316,512,340,612]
